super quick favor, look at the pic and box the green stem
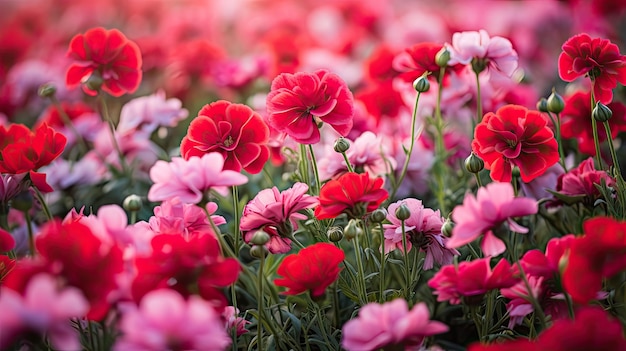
[474,173,483,188]
[515,260,548,331]
[474,70,483,126]
[590,92,604,171]
[98,95,130,176]
[32,187,52,221]
[353,232,369,304]
[546,111,567,172]
[400,220,411,297]
[379,222,386,303]
[308,144,321,195]
[341,151,354,173]
[24,211,35,258]
[332,281,340,328]
[257,252,265,351]
[603,121,621,175]
[299,144,311,191]
[232,186,241,258]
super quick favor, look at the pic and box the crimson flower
[266,69,354,144]
[180,100,270,174]
[562,216,626,304]
[66,27,142,97]
[472,104,559,182]
[274,243,344,297]
[0,255,15,284]
[558,33,626,104]
[0,228,15,253]
[314,172,388,220]
[392,42,443,83]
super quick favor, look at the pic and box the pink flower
[117,90,189,137]
[0,274,89,350]
[266,69,354,144]
[428,257,519,305]
[222,306,249,337]
[383,198,459,270]
[447,182,538,257]
[554,157,615,203]
[148,153,248,204]
[114,290,230,351]
[341,299,448,351]
[240,183,318,254]
[446,29,518,79]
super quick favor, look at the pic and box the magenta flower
[147,153,248,204]
[222,306,250,337]
[383,198,459,270]
[446,29,518,79]
[240,182,318,254]
[114,289,230,351]
[0,274,89,350]
[341,299,448,351]
[555,157,615,201]
[447,182,537,256]
[266,69,354,144]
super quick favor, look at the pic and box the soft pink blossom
[0,274,89,350]
[93,127,160,177]
[447,182,537,256]
[240,182,318,254]
[556,157,615,199]
[222,306,249,337]
[342,299,448,351]
[114,290,230,351]
[117,90,189,137]
[65,205,132,247]
[148,153,248,204]
[383,198,459,270]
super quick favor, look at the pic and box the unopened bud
[327,227,344,242]
[395,203,411,221]
[536,98,549,113]
[38,83,57,98]
[435,47,451,67]
[413,76,430,93]
[593,102,612,122]
[84,74,103,92]
[343,219,362,240]
[441,218,454,237]
[12,191,33,212]
[512,166,521,178]
[249,245,269,259]
[369,208,387,224]
[333,137,350,153]
[464,153,484,174]
[123,194,142,212]
[471,58,487,74]
[547,89,565,114]
[250,230,271,246]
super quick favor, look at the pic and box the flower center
[223,135,234,147]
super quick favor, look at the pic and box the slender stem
[98,95,130,175]
[353,232,369,304]
[378,222,386,303]
[515,260,548,331]
[332,281,340,328]
[308,144,321,195]
[400,220,411,297]
[24,211,35,258]
[32,187,52,221]
[474,70,483,127]
[232,186,241,258]
[590,91,604,170]
[603,121,621,175]
[546,111,567,172]
[299,144,311,191]
[341,151,354,173]
[389,91,422,200]
[474,173,483,188]
[257,252,265,351]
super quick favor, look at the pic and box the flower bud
[512,166,521,178]
[38,83,57,98]
[84,73,103,92]
[435,47,451,67]
[343,219,362,240]
[547,89,565,114]
[413,76,430,93]
[395,203,411,221]
[464,153,484,174]
[250,230,271,246]
[12,191,33,212]
[471,58,487,74]
[536,98,549,113]
[123,194,143,212]
[441,218,454,237]
[249,245,269,259]
[593,102,612,122]
[327,227,344,242]
[333,137,350,153]
[369,208,387,224]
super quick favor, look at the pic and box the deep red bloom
[35,220,125,320]
[472,105,559,182]
[274,243,344,297]
[363,45,401,83]
[131,234,240,311]
[355,81,405,124]
[558,33,626,104]
[0,228,15,252]
[266,69,354,144]
[37,102,95,130]
[562,216,626,304]
[314,172,388,220]
[392,42,443,83]
[0,254,15,284]
[560,91,626,155]
[66,27,142,97]
[180,100,270,174]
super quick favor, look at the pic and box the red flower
[314,172,389,220]
[472,105,559,182]
[392,42,443,83]
[562,216,626,304]
[131,234,240,311]
[266,69,354,144]
[180,100,270,174]
[558,33,626,104]
[0,228,15,252]
[274,243,344,297]
[66,27,142,97]
[0,254,15,284]
[560,91,626,156]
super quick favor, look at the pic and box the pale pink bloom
[0,274,89,350]
[342,299,448,351]
[447,182,537,257]
[446,29,518,80]
[117,90,189,137]
[93,128,160,177]
[41,153,107,190]
[148,153,248,204]
[240,182,317,254]
[114,289,230,351]
[318,131,396,181]
[389,137,435,197]
[66,205,133,247]
[211,56,268,89]
[222,306,249,336]
[384,198,459,270]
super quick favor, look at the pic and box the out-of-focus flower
[314,172,388,220]
[448,182,537,256]
[472,104,559,183]
[0,274,89,350]
[341,299,449,351]
[222,306,250,337]
[0,174,26,205]
[274,243,344,297]
[551,157,615,206]
[0,228,15,252]
[180,100,270,174]
[117,90,188,137]
[0,255,15,284]
[446,29,518,79]
[266,69,354,144]
[240,183,317,254]
[558,33,626,104]
[147,153,248,204]
[393,42,444,83]
[562,216,626,304]
[383,198,458,269]
[114,290,231,351]
[66,27,143,97]
[428,257,519,305]
[37,101,101,145]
